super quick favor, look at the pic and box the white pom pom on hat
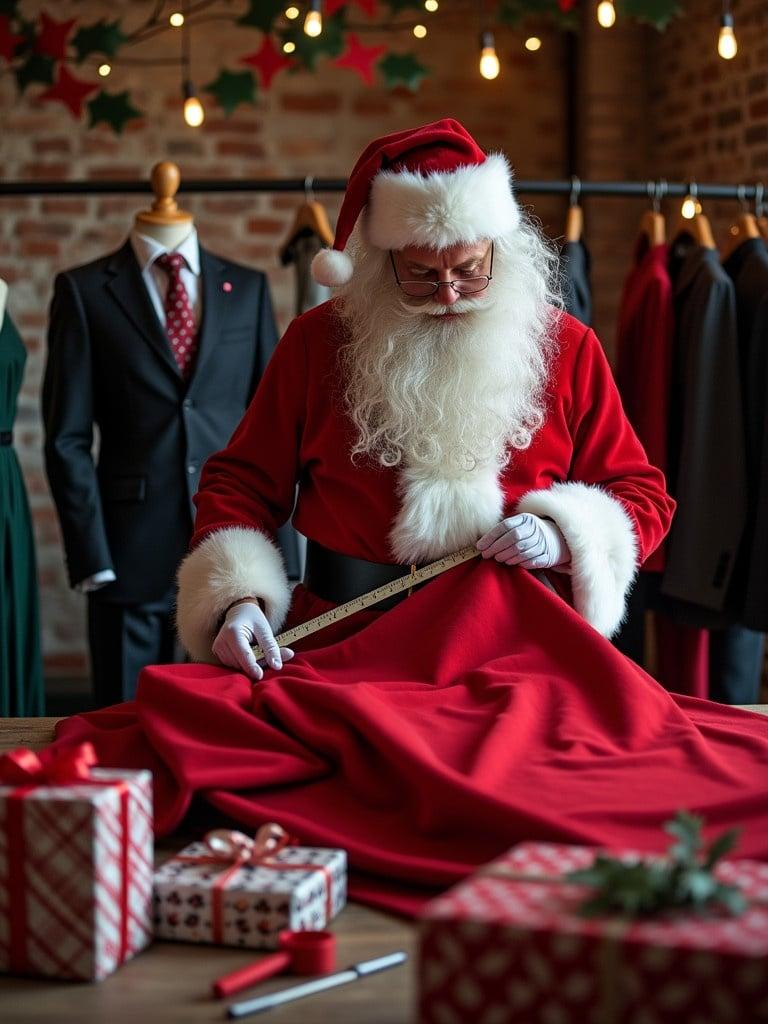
[311,117,521,286]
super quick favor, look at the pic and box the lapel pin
[223,281,232,292]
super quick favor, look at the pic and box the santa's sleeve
[176,318,307,661]
[517,327,675,638]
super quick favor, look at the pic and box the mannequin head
[134,161,194,251]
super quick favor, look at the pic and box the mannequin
[43,159,286,707]
[1,278,44,715]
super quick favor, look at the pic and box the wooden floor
[2,708,767,1021]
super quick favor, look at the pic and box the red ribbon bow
[0,742,97,786]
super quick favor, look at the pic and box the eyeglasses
[390,242,494,298]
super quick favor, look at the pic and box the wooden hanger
[564,176,583,244]
[135,161,192,227]
[721,185,761,261]
[672,184,716,250]
[281,177,335,252]
[637,181,666,248]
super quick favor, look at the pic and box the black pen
[227,950,408,1018]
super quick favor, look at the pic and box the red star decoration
[34,11,76,59]
[333,33,386,86]
[325,0,378,16]
[240,35,293,90]
[0,15,24,62]
[39,65,98,118]
[558,0,577,9]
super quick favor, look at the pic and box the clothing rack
[0,178,765,202]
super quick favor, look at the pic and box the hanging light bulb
[681,193,697,219]
[283,40,296,53]
[717,7,737,59]
[479,30,500,80]
[304,0,323,36]
[285,5,300,18]
[425,0,439,9]
[525,36,542,51]
[169,11,184,27]
[597,0,616,27]
[413,23,427,38]
[183,80,205,127]
[98,62,111,77]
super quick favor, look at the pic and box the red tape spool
[212,930,336,999]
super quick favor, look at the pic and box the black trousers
[87,591,183,707]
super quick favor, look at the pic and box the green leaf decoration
[14,52,54,92]
[498,0,578,30]
[238,0,285,31]
[0,0,20,17]
[383,0,424,11]
[379,51,429,92]
[617,0,682,30]
[279,12,347,71]
[203,69,258,115]
[87,89,142,133]
[567,811,746,919]
[72,19,127,63]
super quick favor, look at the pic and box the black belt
[0,431,12,446]
[304,540,426,610]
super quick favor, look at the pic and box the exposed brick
[16,220,74,238]
[750,97,768,119]
[19,162,70,179]
[745,124,768,145]
[280,92,342,113]
[215,140,266,158]
[34,138,72,154]
[44,652,89,677]
[19,240,60,258]
[41,198,90,215]
[247,217,285,234]
[204,118,263,134]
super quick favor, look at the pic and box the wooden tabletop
[2,706,766,1020]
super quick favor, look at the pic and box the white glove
[477,513,571,571]
[212,601,294,681]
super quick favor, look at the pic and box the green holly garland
[0,0,684,134]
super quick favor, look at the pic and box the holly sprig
[567,811,747,918]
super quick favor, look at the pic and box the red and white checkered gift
[418,841,768,1024]
[0,743,153,981]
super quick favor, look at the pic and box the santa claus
[176,119,674,676]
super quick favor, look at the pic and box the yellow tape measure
[252,544,481,660]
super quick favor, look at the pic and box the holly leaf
[238,0,285,31]
[72,19,127,63]
[203,69,257,115]
[616,0,682,30]
[87,89,142,133]
[280,12,347,70]
[383,0,424,11]
[498,0,578,29]
[664,810,704,864]
[0,0,20,16]
[704,828,740,870]
[14,52,55,92]
[379,51,429,92]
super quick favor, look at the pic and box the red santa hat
[311,118,521,287]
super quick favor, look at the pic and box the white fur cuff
[176,527,291,662]
[517,482,639,637]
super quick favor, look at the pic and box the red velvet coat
[176,301,674,660]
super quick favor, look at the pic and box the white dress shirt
[129,226,202,331]
[76,228,203,593]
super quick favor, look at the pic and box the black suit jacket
[43,241,278,604]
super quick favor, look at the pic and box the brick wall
[0,1,567,680]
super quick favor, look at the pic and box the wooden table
[2,708,767,1022]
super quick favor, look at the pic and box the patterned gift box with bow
[418,841,768,1024]
[0,743,154,982]
[152,825,347,949]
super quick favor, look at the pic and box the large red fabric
[55,560,768,916]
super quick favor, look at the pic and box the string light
[283,40,296,53]
[169,11,184,27]
[98,62,111,76]
[183,81,205,127]
[479,29,500,80]
[525,36,542,51]
[424,0,439,9]
[285,5,300,18]
[680,193,702,219]
[304,0,323,37]
[413,23,427,38]
[597,0,616,27]
[718,3,737,59]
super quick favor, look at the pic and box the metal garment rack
[0,178,765,202]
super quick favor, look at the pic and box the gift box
[418,841,768,1024]
[153,826,347,949]
[0,743,154,982]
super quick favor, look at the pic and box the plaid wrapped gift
[418,841,768,1024]
[153,825,346,949]
[0,743,153,982]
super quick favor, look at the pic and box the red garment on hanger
[54,560,768,916]
[615,241,674,574]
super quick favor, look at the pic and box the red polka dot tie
[156,252,198,380]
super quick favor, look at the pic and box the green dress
[0,312,44,715]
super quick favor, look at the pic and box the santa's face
[389,241,493,314]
